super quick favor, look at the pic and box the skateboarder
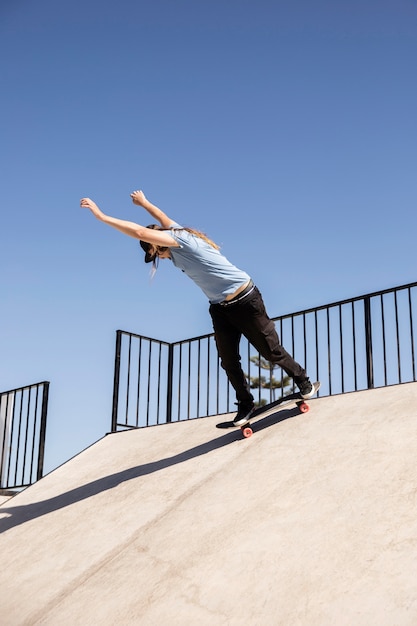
[80,189,317,426]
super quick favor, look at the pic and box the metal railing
[0,381,49,491]
[111,281,417,431]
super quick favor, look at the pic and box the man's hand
[130,189,148,207]
[130,188,173,229]
[80,197,104,220]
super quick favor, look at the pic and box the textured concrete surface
[0,491,18,506]
[1,383,417,625]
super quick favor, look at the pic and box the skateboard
[216,381,321,438]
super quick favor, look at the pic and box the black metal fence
[0,381,49,491]
[111,281,417,431]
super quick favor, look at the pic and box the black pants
[209,286,306,404]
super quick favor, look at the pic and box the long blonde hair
[181,227,220,250]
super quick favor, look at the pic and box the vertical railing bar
[5,389,14,485]
[352,302,358,391]
[268,361,272,404]
[291,315,295,391]
[267,343,272,403]
[339,305,344,394]
[327,308,332,395]
[246,338,252,404]
[245,339,252,405]
[216,340,220,415]
[196,339,201,418]
[36,382,49,482]
[177,344,183,421]
[381,295,387,386]
[314,311,319,392]
[408,287,416,381]
[364,296,374,389]
[28,385,39,484]
[166,343,174,424]
[303,312,307,381]
[394,289,401,383]
[111,330,122,432]
[21,386,31,485]
[206,337,211,416]
[226,336,232,412]
[257,339,262,405]
[156,343,162,423]
[187,341,192,420]
[146,341,153,426]
[125,334,132,425]
[22,385,36,484]
[135,337,142,428]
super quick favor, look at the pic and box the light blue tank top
[168,223,250,304]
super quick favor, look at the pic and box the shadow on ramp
[249,405,302,433]
[0,407,300,534]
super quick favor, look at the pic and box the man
[80,189,316,426]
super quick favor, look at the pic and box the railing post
[36,382,50,481]
[111,331,122,432]
[364,297,374,389]
[166,343,174,423]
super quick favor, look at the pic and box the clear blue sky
[1,0,416,473]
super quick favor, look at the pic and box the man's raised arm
[130,189,174,229]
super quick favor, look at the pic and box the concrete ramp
[1,383,417,625]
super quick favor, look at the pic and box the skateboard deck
[216,381,321,438]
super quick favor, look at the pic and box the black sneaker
[297,378,315,399]
[233,401,255,427]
